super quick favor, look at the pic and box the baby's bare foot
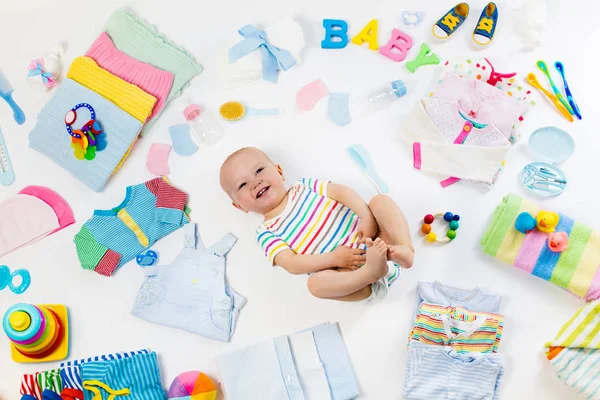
[363,238,389,282]
[387,244,415,269]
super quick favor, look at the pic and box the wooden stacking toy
[2,303,69,363]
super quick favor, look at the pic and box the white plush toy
[218,18,305,87]
[27,43,64,90]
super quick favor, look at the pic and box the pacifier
[0,265,31,294]
[402,11,424,27]
[136,250,158,267]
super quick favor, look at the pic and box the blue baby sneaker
[433,3,470,39]
[473,2,498,45]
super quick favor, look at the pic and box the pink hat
[0,186,75,256]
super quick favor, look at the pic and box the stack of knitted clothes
[29,10,202,192]
[403,282,506,400]
[400,58,533,189]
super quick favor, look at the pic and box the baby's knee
[307,276,329,299]
[368,194,390,209]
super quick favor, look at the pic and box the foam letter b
[321,19,349,49]
[379,29,413,62]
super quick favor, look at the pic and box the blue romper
[131,224,246,342]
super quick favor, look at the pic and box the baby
[219,147,414,302]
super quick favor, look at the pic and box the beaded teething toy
[65,103,106,161]
[421,212,460,243]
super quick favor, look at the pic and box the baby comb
[0,125,15,186]
[526,73,573,122]
[554,62,582,120]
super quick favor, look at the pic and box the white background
[0,0,598,399]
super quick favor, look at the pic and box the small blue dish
[528,126,574,164]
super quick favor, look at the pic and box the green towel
[105,9,203,135]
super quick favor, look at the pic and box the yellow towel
[67,57,156,123]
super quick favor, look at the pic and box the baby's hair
[219,147,276,197]
[221,147,273,169]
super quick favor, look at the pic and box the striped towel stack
[546,300,600,399]
[19,349,148,399]
[481,193,600,302]
[403,288,506,399]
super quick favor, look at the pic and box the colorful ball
[167,371,217,400]
[424,214,434,224]
[421,224,432,234]
[443,212,454,222]
[453,214,460,221]
[426,232,437,242]
[449,220,459,230]
[447,230,457,240]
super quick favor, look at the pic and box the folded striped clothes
[481,193,600,301]
[60,349,149,390]
[546,300,600,399]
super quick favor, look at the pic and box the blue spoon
[554,61,582,120]
[346,144,389,194]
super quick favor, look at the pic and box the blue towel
[29,79,142,192]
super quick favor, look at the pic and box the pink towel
[86,32,174,122]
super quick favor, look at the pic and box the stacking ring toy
[0,265,31,294]
[2,303,69,362]
[421,212,460,243]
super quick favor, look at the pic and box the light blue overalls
[131,224,246,342]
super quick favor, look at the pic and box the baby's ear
[276,164,285,181]
[232,201,248,213]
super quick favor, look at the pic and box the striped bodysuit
[74,177,190,276]
[256,178,365,265]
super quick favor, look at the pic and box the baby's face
[221,149,287,215]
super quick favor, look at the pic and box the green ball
[449,220,459,230]
[447,230,457,240]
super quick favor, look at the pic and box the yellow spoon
[526,73,574,122]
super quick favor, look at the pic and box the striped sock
[387,263,401,287]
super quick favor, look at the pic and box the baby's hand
[356,215,378,244]
[331,246,367,269]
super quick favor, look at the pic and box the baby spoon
[554,62,582,120]
[526,73,573,122]
[536,61,574,114]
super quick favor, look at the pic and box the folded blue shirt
[218,322,359,400]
